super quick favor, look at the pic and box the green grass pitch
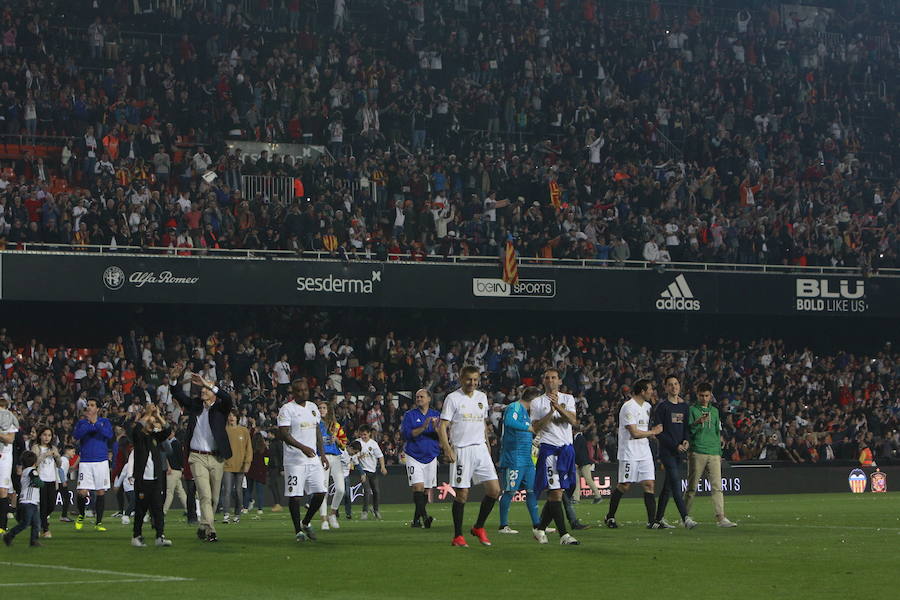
[2,493,897,599]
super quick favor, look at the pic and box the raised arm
[72,419,92,441]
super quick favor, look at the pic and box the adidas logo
[656,274,701,311]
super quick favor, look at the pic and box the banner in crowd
[1,254,897,318]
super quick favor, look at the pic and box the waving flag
[549,180,562,210]
[502,236,519,285]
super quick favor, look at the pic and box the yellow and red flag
[549,180,561,210]
[502,236,518,285]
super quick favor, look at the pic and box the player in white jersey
[531,369,581,545]
[278,379,329,542]
[0,395,20,534]
[604,379,662,529]
[437,365,500,548]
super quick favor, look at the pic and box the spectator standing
[222,412,252,524]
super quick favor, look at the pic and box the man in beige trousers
[169,364,234,542]
[683,382,736,527]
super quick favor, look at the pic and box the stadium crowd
[0,0,896,270]
[2,326,897,470]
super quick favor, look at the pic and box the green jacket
[688,404,722,456]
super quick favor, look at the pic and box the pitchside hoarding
[0,254,897,317]
[55,464,890,508]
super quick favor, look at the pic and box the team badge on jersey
[478,403,483,410]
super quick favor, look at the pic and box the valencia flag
[549,180,561,210]
[502,236,519,286]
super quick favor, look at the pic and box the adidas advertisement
[655,274,701,311]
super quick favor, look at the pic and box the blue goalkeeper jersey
[500,401,533,468]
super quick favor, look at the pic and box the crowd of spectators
[2,325,897,469]
[0,0,896,269]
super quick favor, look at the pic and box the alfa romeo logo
[102,266,126,290]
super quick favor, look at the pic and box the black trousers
[134,478,165,539]
[39,482,58,532]
[657,453,690,520]
[184,478,197,522]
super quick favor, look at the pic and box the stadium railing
[4,244,898,278]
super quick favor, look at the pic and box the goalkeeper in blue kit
[497,387,543,535]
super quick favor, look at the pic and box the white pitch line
[0,562,192,582]
[0,579,163,588]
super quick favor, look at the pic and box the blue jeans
[656,453,690,521]
[243,479,265,510]
[7,502,40,543]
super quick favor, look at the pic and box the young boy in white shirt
[347,426,386,520]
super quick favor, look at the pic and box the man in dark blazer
[130,404,173,548]
[169,363,233,543]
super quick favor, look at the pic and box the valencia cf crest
[288,486,293,493]
[312,410,318,417]
[478,403,483,410]
[848,468,867,493]
[456,477,462,484]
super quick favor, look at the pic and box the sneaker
[423,516,434,529]
[659,518,677,529]
[411,520,422,528]
[717,518,737,528]
[648,522,663,529]
[112,512,123,518]
[223,514,230,524]
[328,514,340,529]
[683,517,699,529]
[374,510,383,521]
[233,516,240,524]
[131,536,147,548]
[360,511,369,521]
[41,531,52,539]
[592,496,603,504]
[155,536,173,547]
[121,515,130,525]
[300,522,317,541]
[241,508,249,514]
[451,535,469,548]
[2,533,11,546]
[604,517,618,529]
[75,516,84,531]
[532,528,548,544]
[248,500,255,511]
[560,533,580,545]
[572,522,590,531]
[271,504,283,513]
[206,532,219,543]
[94,524,107,532]
[295,530,308,542]
[470,527,492,546]
[545,527,557,534]
[345,513,353,520]
[257,510,264,517]
[321,520,330,531]
[59,517,74,523]
[196,528,206,540]
[498,525,519,534]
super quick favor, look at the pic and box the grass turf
[1,493,897,599]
